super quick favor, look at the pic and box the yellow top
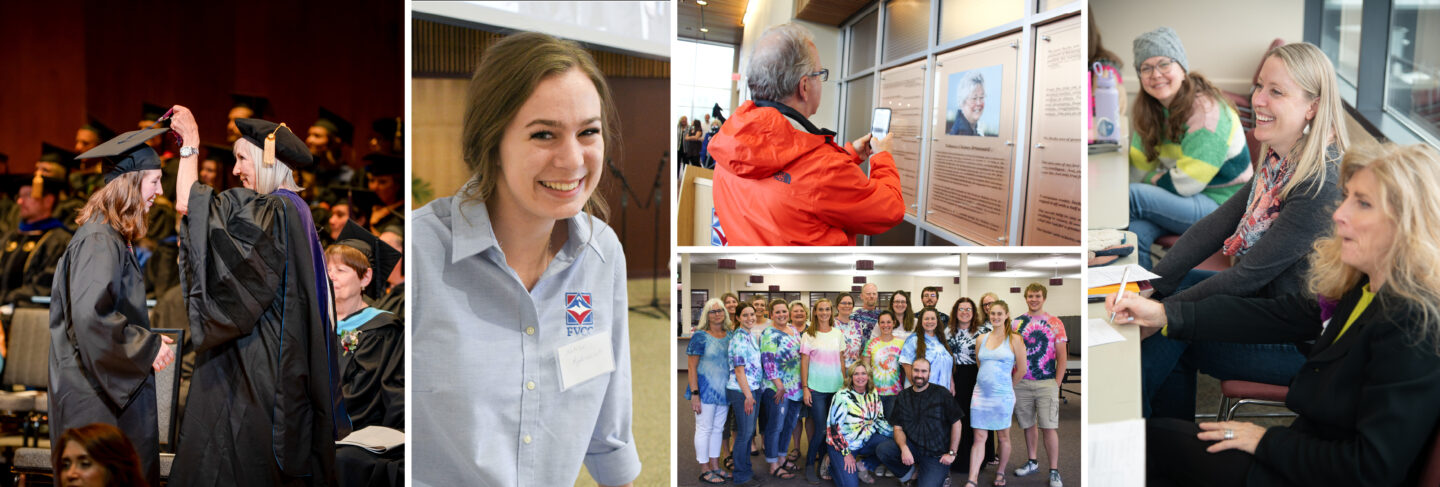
[1334,284,1375,342]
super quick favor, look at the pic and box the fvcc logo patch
[565,292,595,336]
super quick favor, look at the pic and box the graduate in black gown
[327,220,403,487]
[169,105,350,487]
[0,176,73,308]
[49,125,180,486]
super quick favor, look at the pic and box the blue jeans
[1128,183,1221,270]
[807,390,835,469]
[905,453,950,487]
[827,432,912,487]
[1141,333,1307,419]
[762,390,802,463]
[727,388,761,483]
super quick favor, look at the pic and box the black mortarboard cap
[230,93,270,118]
[0,175,31,196]
[141,102,168,123]
[314,107,354,143]
[332,186,382,213]
[25,176,67,198]
[202,143,235,165]
[39,142,80,168]
[334,220,400,299]
[362,152,402,176]
[76,128,168,182]
[234,118,313,170]
[81,116,117,140]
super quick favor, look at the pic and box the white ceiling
[414,1,672,59]
[682,252,1083,279]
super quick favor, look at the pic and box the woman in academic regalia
[50,127,179,486]
[168,105,349,486]
[326,221,403,430]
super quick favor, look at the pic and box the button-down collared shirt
[412,194,640,487]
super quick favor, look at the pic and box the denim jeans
[907,453,951,487]
[807,390,836,469]
[1141,333,1307,419]
[1128,183,1221,270]
[727,388,762,483]
[761,389,803,464]
[827,432,913,487]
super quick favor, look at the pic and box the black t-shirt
[890,384,965,457]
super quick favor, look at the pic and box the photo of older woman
[945,66,1001,137]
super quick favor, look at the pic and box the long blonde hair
[235,137,303,194]
[1259,43,1348,199]
[75,171,148,242]
[1308,143,1440,354]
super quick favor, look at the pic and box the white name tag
[556,331,615,391]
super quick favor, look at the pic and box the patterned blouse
[760,325,803,401]
[863,336,906,396]
[946,323,993,366]
[727,327,764,392]
[825,388,892,456]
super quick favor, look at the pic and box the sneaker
[1013,459,1039,477]
[805,462,820,484]
[1048,469,1063,487]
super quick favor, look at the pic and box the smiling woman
[410,31,640,487]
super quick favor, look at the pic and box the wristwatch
[179,146,198,158]
[947,450,956,456]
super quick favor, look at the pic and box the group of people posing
[687,282,1071,487]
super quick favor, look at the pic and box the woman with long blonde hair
[1111,143,1440,486]
[52,131,178,486]
[1143,42,1348,420]
[688,298,733,483]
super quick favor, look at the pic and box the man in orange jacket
[708,23,905,246]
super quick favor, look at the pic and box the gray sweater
[1152,150,1341,302]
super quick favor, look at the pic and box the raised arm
[169,105,201,215]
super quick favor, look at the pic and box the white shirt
[411,194,640,486]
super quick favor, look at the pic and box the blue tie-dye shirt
[728,328,764,392]
[687,330,732,405]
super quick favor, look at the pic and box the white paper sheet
[1087,264,1162,288]
[1087,419,1146,487]
[1087,318,1127,348]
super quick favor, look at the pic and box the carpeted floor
[576,278,672,487]
[675,372,1083,486]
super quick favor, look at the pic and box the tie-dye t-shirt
[825,388,892,456]
[686,330,732,405]
[863,336,906,396]
[899,333,955,392]
[839,318,870,369]
[760,325,803,401]
[850,307,881,341]
[1013,312,1068,380]
[727,327,764,391]
[800,328,847,393]
[946,323,993,366]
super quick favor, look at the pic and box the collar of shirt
[447,193,608,269]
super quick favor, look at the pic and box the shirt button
[526,327,536,335]
[523,435,532,444]
[526,381,536,390]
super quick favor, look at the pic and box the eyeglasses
[707,309,725,314]
[1139,59,1176,77]
[807,68,829,82]
[957,307,973,312]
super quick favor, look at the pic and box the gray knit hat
[1133,26,1188,76]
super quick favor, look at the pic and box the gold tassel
[263,122,287,167]
[31,169,43,200]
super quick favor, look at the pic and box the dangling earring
[1303,122,1311,136]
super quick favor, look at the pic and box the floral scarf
[1223,149,1291,256]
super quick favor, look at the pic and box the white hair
[235,137,303,194]
[746,23,818,102]
[957,71,985,103]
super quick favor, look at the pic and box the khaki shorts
[1014,379,1060,429]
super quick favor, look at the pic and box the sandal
[699,470,726,484]
[723,455,734,471]
[781,459,799,472]
[770,464,796,480]
[993,472,1007,486]
[820,456,833,480]
[717,469,733,482]
[966,481,979,487]
[787,448,801,464]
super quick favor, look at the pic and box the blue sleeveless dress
[971,332,1016,430]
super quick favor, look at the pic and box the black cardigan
[1165,282,1440,486]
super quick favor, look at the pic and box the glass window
[674,39,736,124]
[849,10,880,75]
[940,0,1024,44]
[883,0,932,63]
[1385,1,1440,142]
[844,74,876,142]
[1038,0,1078,13]
[1320,0,1362,83]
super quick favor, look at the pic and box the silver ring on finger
[1223,429,1235,440]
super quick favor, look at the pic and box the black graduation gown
[338,309,403,430]
[372,282,403,321]
[142,202,180,299]
[0,222,72,307]
[47,221,163,486]
[173,182,348,487]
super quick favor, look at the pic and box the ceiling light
[700,27,709,33]
[696,0,709,4]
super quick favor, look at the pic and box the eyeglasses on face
[807,68,829,82]
[1139,59,1176,76]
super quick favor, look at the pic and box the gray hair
[958,71,985,103]
[746,23,818,102]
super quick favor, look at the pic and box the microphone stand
[611,156,666,319]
